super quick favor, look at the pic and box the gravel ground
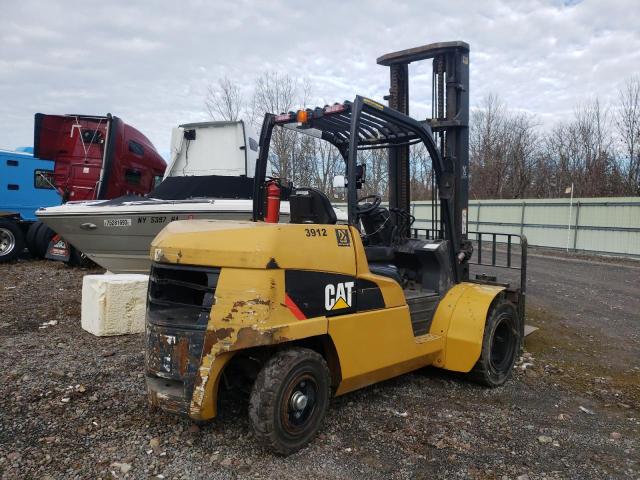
[0,252,638,480]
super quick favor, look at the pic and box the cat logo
[325,281,354,311]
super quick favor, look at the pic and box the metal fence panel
[338,197,640,256]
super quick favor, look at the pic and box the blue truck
[0,147,61,262]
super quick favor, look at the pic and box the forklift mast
[377,41,470,278]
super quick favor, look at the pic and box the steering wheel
[356,194,382,215]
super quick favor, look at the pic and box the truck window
[128,140,145,156]
[154,175,163,187]
[34,169,55,189]
[82,129,103,144]
[125,169,142,185]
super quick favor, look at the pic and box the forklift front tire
[469,297,521,387]
[248,347,330,455]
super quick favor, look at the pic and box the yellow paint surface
[152,221,357,275]
[328,307,444,394]
[430,283,504,372]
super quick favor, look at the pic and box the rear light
[324,104,346,114]
[275,113,292,122]
[296,110,309,123]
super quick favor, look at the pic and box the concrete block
[81,274,149,336]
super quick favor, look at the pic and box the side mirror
[332,175,346,188]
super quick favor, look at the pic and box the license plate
[103,218,132,227]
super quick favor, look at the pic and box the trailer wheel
[34,224,55,258]
[66,246,93,268]
[0,219,25,263]
[26,222,44,257]
[470,297,521,387]
[249,347,330,455]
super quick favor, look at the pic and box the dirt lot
[0,252,638,479]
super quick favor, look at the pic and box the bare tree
[310,140,343,199]
[469,94,539,199]
[409,144,434,201]
[544,99,623,197]
[205,76,243,121]
[251,72,309,183]
[202,74,638,201]
[616,76,640,194]
[470,94,507,198]
[506,113,540,198]
[360,148,388,198]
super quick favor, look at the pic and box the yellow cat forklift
[145,41,528,455]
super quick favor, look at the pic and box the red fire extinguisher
[265,180,281,223]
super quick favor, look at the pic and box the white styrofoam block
[81,274,149,336]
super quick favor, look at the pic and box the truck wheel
[249,347,330,455]
[470,297,521,387]
[26,222,44,257]
[0,219,25,262]
[34,224,55,258]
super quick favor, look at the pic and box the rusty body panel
[145,264,332,419]
[146,324,208,415]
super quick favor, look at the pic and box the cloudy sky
[1,0,639,157]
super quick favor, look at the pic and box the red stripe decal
[285,294,306,320]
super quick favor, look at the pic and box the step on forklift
[145,41,528,455]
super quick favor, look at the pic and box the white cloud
[0,0,639,155]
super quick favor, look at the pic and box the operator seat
[289,187,337,225]
[360,202,397,265]
[368,263,402,285]
[359,204,403,284]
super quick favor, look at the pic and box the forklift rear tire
[469,297,521,387]
[248,347,330,455]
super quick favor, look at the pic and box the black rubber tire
[34,224,55,258]
[469,297,521,387]
[26,222,44,257]
[0,219,26,263]
[248,347,330,455]
[66,246,94,268]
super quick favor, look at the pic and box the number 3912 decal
[304,228,327,237]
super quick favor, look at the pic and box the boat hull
[37,202,268,273]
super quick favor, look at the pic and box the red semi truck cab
[33,113,166,201]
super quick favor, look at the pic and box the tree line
[205,74,640,200]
